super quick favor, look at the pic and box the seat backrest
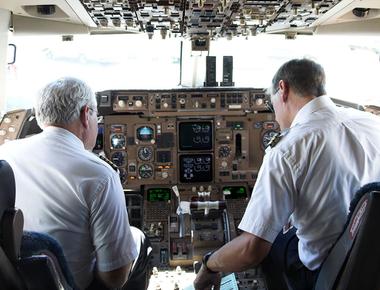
[0,159,16,222]
[315,182,380,290]
[0,160,76,290]
[0,159,26,290]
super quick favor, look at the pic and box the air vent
[37,5,56,16]
[22,5,69,18]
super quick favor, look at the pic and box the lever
[190,200,226,216]
[172,186,185,238]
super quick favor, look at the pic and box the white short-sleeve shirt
[239,96,380,270]
[0,127,138,289]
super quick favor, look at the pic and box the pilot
[194,58,380,290]
[0,77,150,290]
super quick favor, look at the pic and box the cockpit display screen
[179,121,212,150]
[147,188,171,202]
[137,126,154,142]
[110,134,126,149]
[223,186,248,199]
[179,153,213,183]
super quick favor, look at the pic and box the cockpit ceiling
[79,0,340,38]
[3,0,380,37]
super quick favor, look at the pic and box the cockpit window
[5,33,380,112]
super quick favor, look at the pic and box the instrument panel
[0,88,276,290]
[102,113,277,187]
[97,88,278,286]
[97,87,277,189]
[97,87,268,115]
[0,109,42,145]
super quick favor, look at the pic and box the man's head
[35,77,98,150]
[268,58,326,129]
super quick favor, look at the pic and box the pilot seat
[314,182,380,290]
[0,159,77,290]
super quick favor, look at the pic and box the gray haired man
[0,77,150,290]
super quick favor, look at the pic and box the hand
[193,264,222,290]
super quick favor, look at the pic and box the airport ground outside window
[5,33,380,112]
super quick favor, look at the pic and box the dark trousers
[123,229,152,290]
[87,228,152,290]
[261,228,319,290]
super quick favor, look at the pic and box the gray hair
[270,58,326,97]
[35,77,95,127]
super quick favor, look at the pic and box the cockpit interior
[0,0,380,289]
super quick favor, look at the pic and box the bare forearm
[97,263,132,288]
[207,232,272,273]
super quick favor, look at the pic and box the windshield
[5,33,380,111]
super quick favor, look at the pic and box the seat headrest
[343,182,380,230]
[0,160,16,220]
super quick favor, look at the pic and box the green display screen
[223,186,247,199]
[147,188,171,202]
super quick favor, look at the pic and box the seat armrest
[18,254,73,290]
[1,208,24,263]
[0,247,26,290]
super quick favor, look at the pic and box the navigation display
[179,121,212,150]
[179,153,213,183]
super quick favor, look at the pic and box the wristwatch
[202,251,218,273]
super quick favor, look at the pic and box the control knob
[118,100,126,107]
[218,145,231,157]
[255,98,264,106]
[8,126,16,133]
[3,117,11,123]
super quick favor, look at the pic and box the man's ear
[80,105,90,129]
[278,80,289,103]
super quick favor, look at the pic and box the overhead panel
[79,0,342,38]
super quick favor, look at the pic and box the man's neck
[287,94,316,127]
[46,121,85,144]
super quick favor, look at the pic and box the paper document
[183,273,239,290]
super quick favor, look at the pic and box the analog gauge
[119,168,127,184]
[137,126,154,142]
[218,145,231,158]
[262,130,278,148]
[138,146,153,161]
[110,134,126,149]
[139,164,154,179]
[111,151,126,167]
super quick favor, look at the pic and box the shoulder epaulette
[98,154,119,172]
[267,132,282,148]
